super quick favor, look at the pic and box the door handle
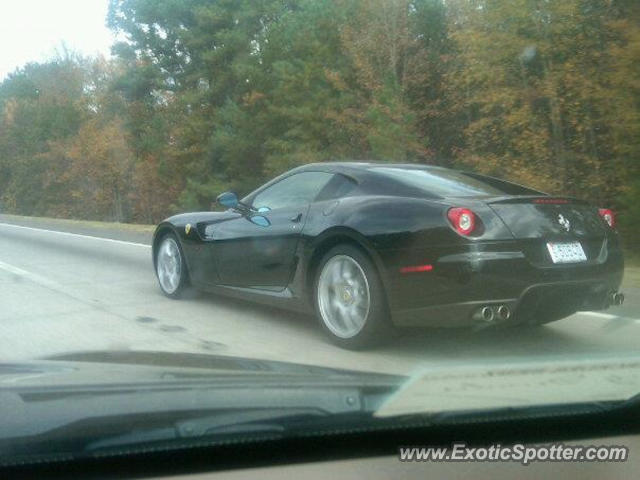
[290,213,302,223]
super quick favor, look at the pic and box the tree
[0,55,87,214]
[443,0,638,208]
[0,0,638,251]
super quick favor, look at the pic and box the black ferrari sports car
[152,163,624,348]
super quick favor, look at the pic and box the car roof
[290,161,449,178]
[284,162,544,198]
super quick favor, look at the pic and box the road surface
[1,215,639,375]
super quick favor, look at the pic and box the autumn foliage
[0,0,638,246]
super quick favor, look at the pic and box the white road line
[579,311,640,324]
[0,259,61,289]
[0,222,151,248]
[580,311,619,320]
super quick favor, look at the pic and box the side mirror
[217,191,239,209]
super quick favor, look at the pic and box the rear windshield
[371,167,540,197]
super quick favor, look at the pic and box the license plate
[546,241,587,264]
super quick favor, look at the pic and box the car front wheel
[155,233,189,298]
[314,245,391,349]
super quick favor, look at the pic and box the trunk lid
[487,196,607,239]
[486,196,609,265]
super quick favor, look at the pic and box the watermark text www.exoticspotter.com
[398,443,628,465]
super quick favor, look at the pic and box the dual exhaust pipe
[473,291,624,324]
[473,304,511,323]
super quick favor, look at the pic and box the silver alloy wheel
[317,255,371,339]
[156,237,182,294]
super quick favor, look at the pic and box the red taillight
[598,208,615,228]
[447,207,476,236]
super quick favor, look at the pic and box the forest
[0,0,638,248]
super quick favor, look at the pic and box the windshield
[0,0,638,467]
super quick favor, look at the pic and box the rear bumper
[392,280,622,327]
[382,240,624,328]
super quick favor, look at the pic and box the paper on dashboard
[375,357,640,417]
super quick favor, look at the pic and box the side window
[316,174,357,201]
[251,172,334,210]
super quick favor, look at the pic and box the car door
[211,171,335,289]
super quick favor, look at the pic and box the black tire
[314,244,392,349]
[155,232,190,299]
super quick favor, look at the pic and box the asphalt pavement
[1,215,639,375]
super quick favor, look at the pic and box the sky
[0,0,114,80]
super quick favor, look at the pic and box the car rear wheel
[155,233,189,298]
[314,245,391,349]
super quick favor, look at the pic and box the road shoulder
[0,214,154,245]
